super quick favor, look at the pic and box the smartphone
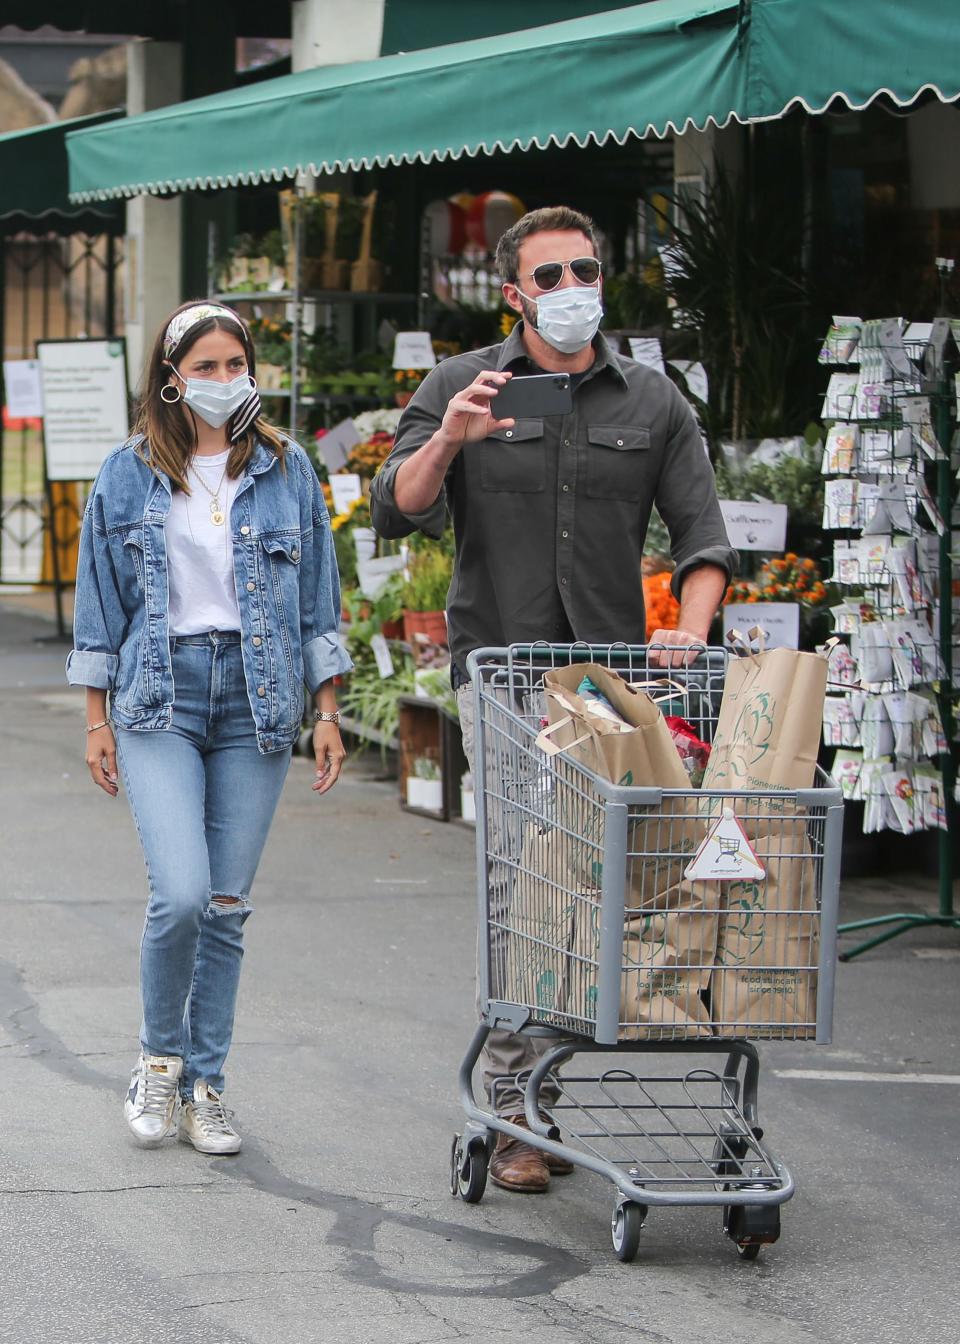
[492,372,573,421]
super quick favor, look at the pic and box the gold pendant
[210,510,225,527]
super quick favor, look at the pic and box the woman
[68,300,352,1154]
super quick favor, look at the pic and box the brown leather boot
[490,1116,550,1193]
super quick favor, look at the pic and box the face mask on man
[175,370,256,429]
[522,284,604,354]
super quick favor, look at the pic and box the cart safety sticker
[684,808,765,882]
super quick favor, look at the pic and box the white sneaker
[178,1080,242,1155]
[124,1053,183,1147]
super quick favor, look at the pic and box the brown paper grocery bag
[700,643,828,837]
[710,830,819,1039]
[539,664,690,791]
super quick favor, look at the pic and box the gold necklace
[189,457,230,526]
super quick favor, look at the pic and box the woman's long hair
[133,299,287,492]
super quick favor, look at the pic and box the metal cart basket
[452,643,844,1262]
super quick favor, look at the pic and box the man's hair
[495,206,599,284]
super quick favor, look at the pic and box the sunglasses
[522,256,602,292]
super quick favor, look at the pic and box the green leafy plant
[714,438,826,560]
[400,544,453,613]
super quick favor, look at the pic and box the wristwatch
[313,709,342,724]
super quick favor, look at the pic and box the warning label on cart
[684,808,765,882]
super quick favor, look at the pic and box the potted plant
[406,756,443,812]
[400,539,453,648]
[393,369,424,408]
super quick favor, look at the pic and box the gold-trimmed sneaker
[124,1053,182,1147]
[178,1080,242,1155]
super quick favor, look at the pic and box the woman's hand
[312,722,347,795]
[86,724,119,797]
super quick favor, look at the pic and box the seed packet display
[822,695,861,748]
[853,621,893,686]
[861,757,893,833]
[914,766,948,831]
[822,423,858,475]
[823,478,859,530]
[880,768,921,834]
[830,601,861,636]
[832,540,860,586]
[900,396,943,460]
[825,639,858,690]
[819,317,862,365]
[859,696,894,758]
[886,617,942,688]
[832,749,863,800]
[821,372,859,421]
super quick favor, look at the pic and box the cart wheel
[724,1202,780,1259]
[611,1199,646,1263]
[450,1134,488,1203]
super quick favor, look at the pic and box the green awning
[0,111,124,234]
[67,1,743,200]
[744,0,960,121]
[66,0,960,205]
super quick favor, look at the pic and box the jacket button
[246,581,256,592]
[291,547,300,560]
[617,438,624,446]
[257,686,266,697]
[505,430,514,438]
[561,483,570,492]
[240,525,250,536]
[252,636,262,647]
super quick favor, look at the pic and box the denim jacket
[67,435,353,753]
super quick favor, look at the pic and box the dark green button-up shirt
[370,324,737,677]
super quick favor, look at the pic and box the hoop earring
[160,384,181,404]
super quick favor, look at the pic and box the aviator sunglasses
[522,256,602,292]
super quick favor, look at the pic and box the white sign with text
[3,359,44,418]
[627,337,665,373]
[723,603,800,651]
[329,473,363,516]
[392,331,436,370]
[36,339,129,480]
[719,499,788,552]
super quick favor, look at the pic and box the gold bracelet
[86,719,111,733]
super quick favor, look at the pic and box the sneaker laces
[191,1093,235,1137]
[139,1069,179,1118]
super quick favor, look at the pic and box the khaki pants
[457,683,560,1114]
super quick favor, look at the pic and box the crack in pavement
[0,957,587,1302]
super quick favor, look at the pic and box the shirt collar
[495,321,629,388]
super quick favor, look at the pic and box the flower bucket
[402,609,447,648]
[406,776,443,811]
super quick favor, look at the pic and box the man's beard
[516,290,539,331]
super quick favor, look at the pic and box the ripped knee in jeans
[206,893,253,918]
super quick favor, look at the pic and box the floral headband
[163,303,248,360]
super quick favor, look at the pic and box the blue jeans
[115,631,291,1097]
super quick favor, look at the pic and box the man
[371,206,736,1193]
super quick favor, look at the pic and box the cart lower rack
[452,643,843,1262]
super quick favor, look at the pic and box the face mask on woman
[176,371,257,429]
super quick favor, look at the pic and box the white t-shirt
[165,449,243,635]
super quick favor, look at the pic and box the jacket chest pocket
[585,425,651,501]
[260,532,302,616]
[480,418,545,493]
[122,527,146,590]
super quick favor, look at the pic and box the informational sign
[329,472,363,516]
[719,499,788,552]
[627,337,665,373]
[723,603,800,651]
[3,359,44,418]
[316,417,360,473]
[36,338,129,481]
[685,808,765,882]
[392,331,436,370]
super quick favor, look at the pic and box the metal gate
[0,230,122,588]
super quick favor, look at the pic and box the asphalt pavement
[1,595,958,1344]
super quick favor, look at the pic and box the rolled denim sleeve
[298,454,353,693]
[369,372,450,540]
[66,485,124,690]
[655,389,738,599]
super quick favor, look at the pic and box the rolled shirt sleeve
[654,390,738,599]
[369,372,451,539]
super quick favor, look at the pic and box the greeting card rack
[817,305,959,959]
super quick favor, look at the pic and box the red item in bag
[664,715,711,786]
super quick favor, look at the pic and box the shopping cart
[451,643,844,1262]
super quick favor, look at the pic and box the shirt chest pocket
[480,418,545,494]
[585,425,651,501]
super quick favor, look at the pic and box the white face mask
[177,371,255,429]
[524,283,604,354]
